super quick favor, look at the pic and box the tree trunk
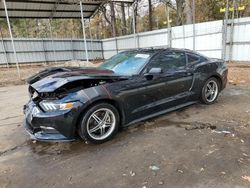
[110,2,117,37]
[148,0,153,30]
[176,0,185,25]
[131,1,138,34]
[121,2,127,35]
[184,0,192,24]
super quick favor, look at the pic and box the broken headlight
[39,101,75,112]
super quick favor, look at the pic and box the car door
[116,74,166,124]
[144,50,194,109]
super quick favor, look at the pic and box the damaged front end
[24,85,84,141]
[23,67,127,141]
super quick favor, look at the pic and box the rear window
[187,53,200,64]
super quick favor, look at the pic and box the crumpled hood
[29,67,126,93]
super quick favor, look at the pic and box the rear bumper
[23,100,83,142]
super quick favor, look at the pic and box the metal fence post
[0,27,9,68]
[229,0,236,62]
[80,1,89,63]
[3,0,20,77]
[48,19,57,63]
[192,0,196,51]
[71,37,75,60]
[222,0,229,61]
[115,37,118,54]
[165,5,172,47]
[42,38,48,63]
[89,19,94,60]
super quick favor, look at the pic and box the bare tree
[175,0,185,25]
[110,2,117,37]
[161,0,190,25]
[100,2,117,37]
[184,0,192,24]
[148,0,153,30]
[121,2,127,35]
[131,0,139,33]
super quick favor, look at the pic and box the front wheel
[78,103,120,144]
[200,77,220,104]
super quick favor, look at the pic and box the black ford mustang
[24,48,228,144]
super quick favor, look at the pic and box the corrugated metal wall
[102,17,250,62]
[102,20,224,60]
[0,38,103,65]
[1,17,250,65]
[225,17,250,61]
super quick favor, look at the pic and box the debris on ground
[205,149,219,156]
[238,158,244,163]
[158,180,164,185]
[179,122,217,130]
[212,130,231,134]
[129,171,136,177]
[242,153,248,157]
[177,169,184,173]
[149,165,160,171]
[242,175,250,182]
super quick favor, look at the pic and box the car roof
[122,48,208,59]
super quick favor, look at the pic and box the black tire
[200,77,220,105]
[78,103,120,144]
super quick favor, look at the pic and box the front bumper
[24,100,83,142]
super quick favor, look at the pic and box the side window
[148,51,186,72]
[187,53,201,64]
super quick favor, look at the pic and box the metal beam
[89,19,94,58]
[0,8,94,13]
[222,0,229,60]
[0,16,91,19]
[229,0,236,61]
[5,0,101,6]
[2,0,20,77]
[80,1,89,62]
[192,0,195,51]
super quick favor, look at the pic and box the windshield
[100,51,152,76]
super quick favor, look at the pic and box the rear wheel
[200,77,220,104]
[78,103,120,144]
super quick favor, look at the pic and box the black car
[24,48,228,144]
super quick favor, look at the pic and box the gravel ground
[0,83,250,188]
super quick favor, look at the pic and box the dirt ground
[0,60,101,87]
[0,61,250,86]
[0,82,250,187]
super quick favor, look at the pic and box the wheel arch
[75,98,125,134]
[208,74,223,91]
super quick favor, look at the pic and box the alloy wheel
[205,80,218,103]
[86,108,116,140]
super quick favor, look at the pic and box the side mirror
[144,68,162,80]
[148,67,162,74]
